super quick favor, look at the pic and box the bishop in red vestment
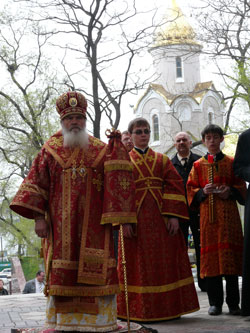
[117,118,199,322]
[10,91,137,332]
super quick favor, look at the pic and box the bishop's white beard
[61,124,89,149]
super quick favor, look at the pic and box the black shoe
[208,306,222,315]
[229,305,241,315]
[140,325,159,333]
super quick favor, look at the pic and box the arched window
[208,107,214,124]
[153,114,159,141]
[208,112,213,124]
[176,57,183,78]
[178,103,191,122]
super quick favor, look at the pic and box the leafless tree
[194,0,250,133]
[0,11,60,254]
[13,0,158,138]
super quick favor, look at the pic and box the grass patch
[21,256,44,281]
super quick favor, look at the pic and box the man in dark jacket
[171,131,206,291]
[233,129,250,316]
[22,271,45,294]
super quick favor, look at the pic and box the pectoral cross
[64,160,86,180]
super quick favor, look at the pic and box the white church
[134,0,224,156]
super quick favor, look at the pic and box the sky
[0,0,239,252]
[0,0,219,136]
[118,0,216,132]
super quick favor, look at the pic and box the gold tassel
[208,164,214,223]
[120,224,130,333]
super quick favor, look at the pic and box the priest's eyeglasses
[132,129,151,135]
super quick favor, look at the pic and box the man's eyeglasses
[132,129,151,135]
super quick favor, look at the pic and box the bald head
[174,132,192,157]
[175,132,191,141]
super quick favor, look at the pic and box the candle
[208,154,214,163]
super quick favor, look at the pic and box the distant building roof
[152,0,201,48]
[134,81,216,111]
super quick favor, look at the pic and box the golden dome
[153,0,200,47]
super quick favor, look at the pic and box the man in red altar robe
[117,117,199,322]
[187,124,246,316]
[10,91,137,332]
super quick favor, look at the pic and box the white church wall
[134,0,225,156]
[201,93,224,128]
[150,45,201,95]
[170,96,203,141]
[136,89,225,155]
[138,95,172,153]
[136,90,168,116]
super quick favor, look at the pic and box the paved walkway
[0,285,250,333]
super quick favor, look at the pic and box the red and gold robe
[187,154,246,278]
[117,148,199,321]
[10,130,136,313]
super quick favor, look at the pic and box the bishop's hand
[35,218,48,238]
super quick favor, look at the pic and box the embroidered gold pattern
[136,159,144,166]
[52,260,78,270]
[101,213,137,225]
[145,178,152,187]
[49,284,120,297]
[119,276,194,293]
[54,295,98,315]
[69,160,86,180]
[49,136,63,148]
[104,160,133,173]
[163,193,186,203]
[146,155,154,162]
[52,258,116,270]
[62,170,71,260]
[119,178,130,190]
[131,149,165,214]
[20,183,49,200]
[92,173,103,192]
[92,137,105,147]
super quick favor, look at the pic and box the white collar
[177,152,191,162]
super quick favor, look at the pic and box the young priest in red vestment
[117,117,199,322]
[187,124,246,316]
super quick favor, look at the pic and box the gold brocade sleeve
[161,155,189,220]
[186,161,201,210]
[10,149,50,219]
[186,158,214,213]
[101,130,137,226]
